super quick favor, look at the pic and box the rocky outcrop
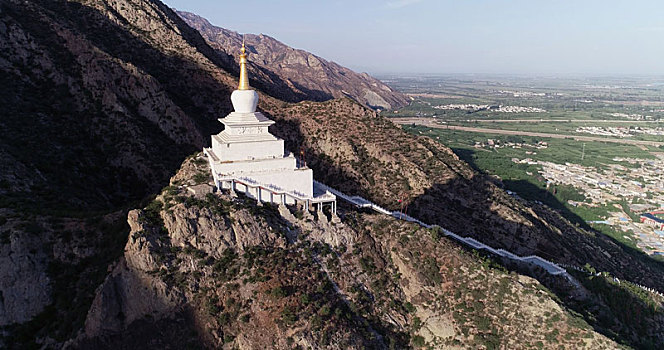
[0,216,51,325]
[72,155,626,349]
[0,209,127,330]
[177,11,409,110]
[83,259,182,338]
[161,204,287,254]
[0,0,239,211]
[75,158,378,348]
[0,0,236,336]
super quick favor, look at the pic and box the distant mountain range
[177,11,408,110]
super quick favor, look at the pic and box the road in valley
[442,119,660,123]
[391,117,664,147]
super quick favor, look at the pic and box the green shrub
[140,199,163,227]
[360,256,376,274]
[217,312,231,325]
[281,307,297,325]
[404,302,416,313]
[420,257,442,286]
[267,286,289,298]
[319,305,331,317]
[411,335,426,347]
[412,316,422,330]
[206,300,220,315]
[164,185,179,196]
[193,172,208,184]
[429,226,444,241]
[300,294,311,305]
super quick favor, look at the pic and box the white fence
[322,182,569,276]
[558,264,664,298]
[322,182,664,297]
[215,177,337,213]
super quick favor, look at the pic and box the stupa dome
[231,89,259,113]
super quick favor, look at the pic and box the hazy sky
[163,0,664,76]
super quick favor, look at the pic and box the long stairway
[315,181,664,297]
[314,181,582,283]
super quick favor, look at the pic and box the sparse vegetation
[4,2,663,348]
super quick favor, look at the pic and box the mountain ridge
[176,10,409,110]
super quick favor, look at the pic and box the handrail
[323,183,664,295]
[322,182,574,278]
[218,177,336,205]
[218,176,663,297]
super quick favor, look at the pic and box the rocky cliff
[0,0,235,212]
[177,11,409,110]
[0,0,237,336]
[70,155,623,349]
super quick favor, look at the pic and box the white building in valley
[204,42,336,213]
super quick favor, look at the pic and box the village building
[641,212,664,231]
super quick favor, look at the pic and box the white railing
[325,184,664,296]
[321,183,597,280]
[558,264,664,298]
[216,177,337,211]
[236,177,664,298]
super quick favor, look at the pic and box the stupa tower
[204,40,335,210]
[209,41,288,164]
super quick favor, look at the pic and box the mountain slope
[262,98,664,348]
[177,10,408,110]
[0,0,663,349]
[263,98,664,293]
[72,156,621,349]
[0,0,243,335]
[0,0,236,212]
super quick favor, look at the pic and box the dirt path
[392,118,664,147]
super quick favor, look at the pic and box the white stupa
[204,41,336,213]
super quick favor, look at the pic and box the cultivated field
[381,75,664,259]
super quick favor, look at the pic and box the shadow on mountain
[1,1,241,348]
[272,119,664,292]
[500,254,663,349]
[74,309,203,350]
[272,118,664,347]
[502,179,590,228]
[428,144,664,346]
[451,148,590,228]
[2,2,376,347]
[269,118,368,199]
[0,0,239,214]
[441,149,664,288]
[4,1,662,348]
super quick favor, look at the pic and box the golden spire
[238,37,250,90]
